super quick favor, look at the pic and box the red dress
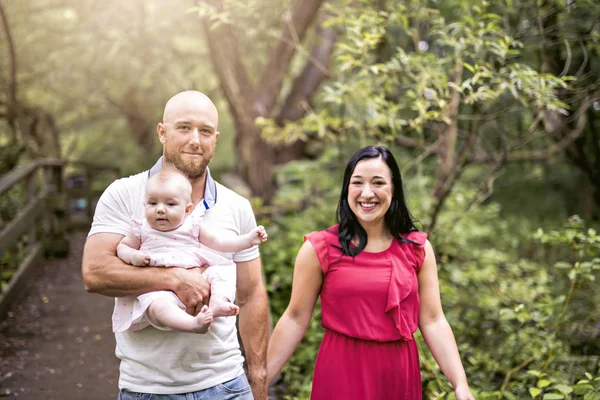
[305,225,427,400]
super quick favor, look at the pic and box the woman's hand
[455,383,475,400]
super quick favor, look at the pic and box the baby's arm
[199,225,268,253]
[117,233,150,267]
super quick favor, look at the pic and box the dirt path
[0,232,119,399]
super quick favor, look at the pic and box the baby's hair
[147,169,192,203]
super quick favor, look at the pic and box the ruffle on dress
[384,231,427,341]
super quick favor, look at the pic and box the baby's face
[144,180,191,232]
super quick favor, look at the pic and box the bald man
[82,91,269,399]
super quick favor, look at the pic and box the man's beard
[164,151,209,181]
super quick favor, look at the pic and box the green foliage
[260,0,571,147]
[419,215,600,399]
[262,154,600,399]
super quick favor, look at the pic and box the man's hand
[131,250,151,266]
[237,257,269,400]
[170,266,210,316]
[248,225,268,247]
[247,370,268,400]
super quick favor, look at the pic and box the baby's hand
[132,251,151,267]
[248,225,268,246]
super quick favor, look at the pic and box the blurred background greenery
[1,0,600,398]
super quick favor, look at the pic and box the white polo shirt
[88,159,259,394]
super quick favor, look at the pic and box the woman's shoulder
[400,230,428,246]
[304,224,339,274]
[305,224,339,243]
[397,230,429,272]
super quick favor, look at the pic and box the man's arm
[236,256,269,400]
[82,232,211,315]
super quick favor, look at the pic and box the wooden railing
[0,159,66,317]
[0,159,120,317]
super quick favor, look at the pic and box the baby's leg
[147,297,213,334]
[209,294,239,317]
[203,264,239,317]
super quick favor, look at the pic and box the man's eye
[179,126,190,130]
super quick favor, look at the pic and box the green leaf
[481,13,503,21]
[554,385,573,395]
[538,380,551,388]
[554,262,572,269]
[530,388,541,398]
[463,62,475,73]
[504,392,517,400]
[542,394,564,400]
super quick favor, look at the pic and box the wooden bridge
[0,160,121,399]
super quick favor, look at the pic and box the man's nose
[189,129,201,146]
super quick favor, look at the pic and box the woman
[267,146,474,400]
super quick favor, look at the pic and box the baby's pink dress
[112,216,235,332]
[306,225,427,400]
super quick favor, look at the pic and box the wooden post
[86,168,95,223]
[27,168,38,250]
[43,163,69,258]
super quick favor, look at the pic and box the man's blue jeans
[117,374,253,400]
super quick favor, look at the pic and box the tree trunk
[201,0,334,203]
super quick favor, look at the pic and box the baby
[113,169,267,334]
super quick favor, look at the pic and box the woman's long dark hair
[336,146,418,257]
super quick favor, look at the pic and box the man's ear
[157,123,166,144]
[185,203,193,216]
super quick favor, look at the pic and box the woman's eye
[351,181,362,185]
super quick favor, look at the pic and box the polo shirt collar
[148,156,217,210]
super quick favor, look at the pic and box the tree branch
[276,21,337,124]
[0,0,18,135]
[576,37,589,78]
[201,0,256,126]
[470,93,598,163]
[255,0,325,116]
[433,157,506,235]
[558,39,571,78]
[394,135,420,148]
[433,57,463,200]
[429,103,486,231]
